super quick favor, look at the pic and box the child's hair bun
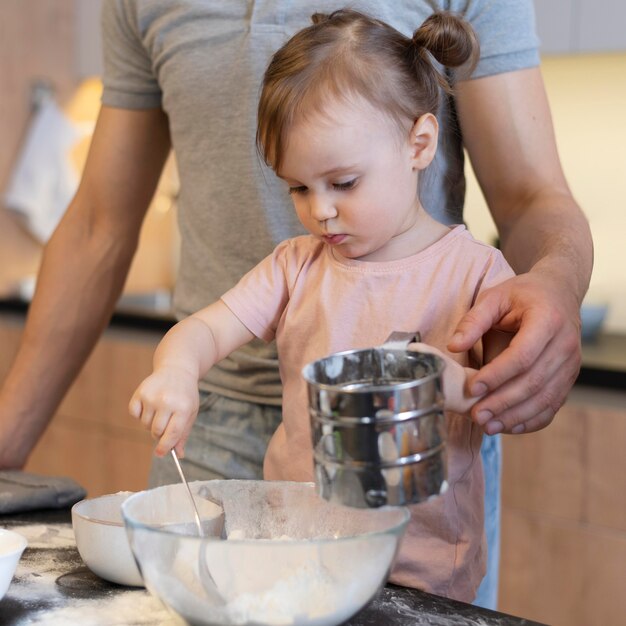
[311,12,329,25]
[412,11,479,76]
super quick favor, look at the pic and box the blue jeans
[473,433,501,610]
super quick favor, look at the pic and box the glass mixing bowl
[122,480,409,626]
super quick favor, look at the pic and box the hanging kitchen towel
[3,97,86,243]
[0,470,86,514]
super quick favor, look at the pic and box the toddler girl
[130,9,514,602]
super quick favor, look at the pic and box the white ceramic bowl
[0,528,28,600]
[72,492,143,587]
[122,480,410,626]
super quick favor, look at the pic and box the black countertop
[1,508,544,626]
[574,331,626,390]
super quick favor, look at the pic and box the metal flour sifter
[302,331,448,508]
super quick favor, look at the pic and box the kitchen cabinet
[0,312,159,497]
[498,384,626,626]
[534,0,626,54]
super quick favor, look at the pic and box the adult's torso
[102,0,537,403]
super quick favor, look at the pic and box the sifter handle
[381,330,421,350]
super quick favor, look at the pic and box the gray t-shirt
[101,0,539,405]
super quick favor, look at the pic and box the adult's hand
[448,270,582,435]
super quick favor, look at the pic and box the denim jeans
[473,433,501,610]
[149,392,501,610]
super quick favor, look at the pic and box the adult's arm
[451,67,593,434]
[0,106,171,467]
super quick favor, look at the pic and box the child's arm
[129,300,254,457]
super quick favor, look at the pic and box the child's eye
[288,186,308,195]
[333,179,357,191]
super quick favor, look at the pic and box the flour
[13,523,75,549]
[8,523,78,606]
[220,533,344,624]
[23,592,174,626]
[224,559,346,626]
[6,521,175,626]
[10,546,68,606]
[373,593,494,626]
[195,533,393,626]
[11,542,173,625]
[143,525,393,626]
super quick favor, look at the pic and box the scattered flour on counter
[23,591,175,626]
[374,595,493,626]
[13,523,75,549]
[9,524,78,607]
[10,548,68,606]
[7,521,175,626]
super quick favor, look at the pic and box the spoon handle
[170,449,204,537]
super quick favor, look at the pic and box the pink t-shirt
[221,225,514,602]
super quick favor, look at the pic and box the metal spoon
[170,449,224,605]
[170,449,203,537]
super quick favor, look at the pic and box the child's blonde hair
[257,9,479,173]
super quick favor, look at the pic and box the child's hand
[407,342,483,415]
[128,366,200,457]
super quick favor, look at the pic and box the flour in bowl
[225,559,341,625]
[203,533,393,626]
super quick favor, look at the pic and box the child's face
[277,97,436,262]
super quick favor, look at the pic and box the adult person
[0,0,592,609]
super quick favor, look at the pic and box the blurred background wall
[1,0,623,328]
[465,1,626,332]
[0,0,177,308]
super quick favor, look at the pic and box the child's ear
[408,113,438,170]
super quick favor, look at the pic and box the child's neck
[356,209,451,263]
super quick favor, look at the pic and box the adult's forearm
[497,189,593,306]
[456,69,594,305]
[0,214,137,467]
[0,106,171,468]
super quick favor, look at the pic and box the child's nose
[309,194,337,222]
